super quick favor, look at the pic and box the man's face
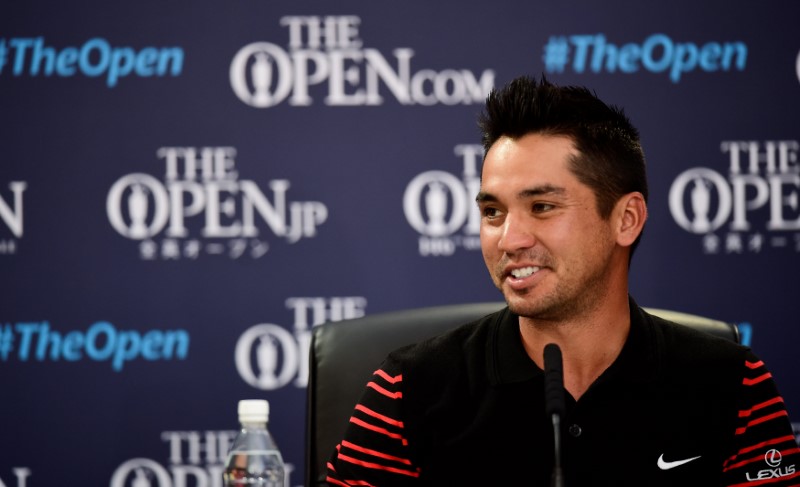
[477,133,618,321]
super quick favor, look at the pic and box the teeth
[511,266,540,278]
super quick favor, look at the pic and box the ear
[614,192,647,248]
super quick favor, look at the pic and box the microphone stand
[543,343,565,487]
[550,412,564,487]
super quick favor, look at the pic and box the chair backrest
[304,302,739,486]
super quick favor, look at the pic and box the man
[325,76,798,485]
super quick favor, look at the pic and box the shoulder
[637,306,749,379]
[382,307,510,393]
[388,307,505,366]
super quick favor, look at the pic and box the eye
[532,202,556,213]
[482,207,499,218]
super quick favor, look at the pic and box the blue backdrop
[3,1,800,485]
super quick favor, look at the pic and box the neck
[519,296,631,401]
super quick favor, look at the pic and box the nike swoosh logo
[657,454,701,470]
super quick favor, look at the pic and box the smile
[510,266,541,278]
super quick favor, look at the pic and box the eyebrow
[476,184,566,204]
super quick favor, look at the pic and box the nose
[497,213,536,254]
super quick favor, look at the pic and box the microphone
[543,343,565,487]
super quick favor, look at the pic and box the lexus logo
[765,449,782,467]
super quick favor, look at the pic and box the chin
[503,288,563,319]
[503,292,537,316]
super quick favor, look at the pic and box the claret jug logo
[404,144,482,256]
[669,140,800,254]
[234,296,366,390]
[106,146,328,260]
[230,15,494,108]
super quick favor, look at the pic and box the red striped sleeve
[355,403,405,428]
[739,397,785,418]
[721,354,800,486]
[374,368,402,383]
[366,380,403,399]
[342,440,414,465]
[326,361,421,485]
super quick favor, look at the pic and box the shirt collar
[487,296,659,386]
[487,306,540,385]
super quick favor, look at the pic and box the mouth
[508,266,542,279]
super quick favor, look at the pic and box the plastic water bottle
[223,399,286,487]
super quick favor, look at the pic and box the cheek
[567,223,614,262]
[479,237,493,261]
[546,220,604,259]
[479,224,493,246]
[479,231,498,263]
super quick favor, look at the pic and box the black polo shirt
[327,297,799,486]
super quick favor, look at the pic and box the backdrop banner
[3,1,799,485]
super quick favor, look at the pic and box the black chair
[304,302,740,486]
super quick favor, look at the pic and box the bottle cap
[238,399,269,423]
